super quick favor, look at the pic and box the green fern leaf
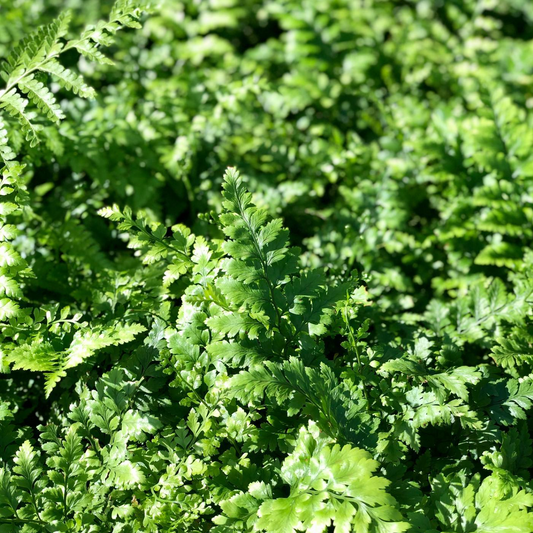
[0,298,20,320]
[0,89,39,146]
[0,275,21,298]
[0,0,148,146]
[39,59,96,98]
[491,331,533,370]
[64,322,146,369]
[6,322,146,397]
[475,242,523,267]
[12,440,45,520]
[0,467,21,522]
[71,0,146,65]
[254,422,409,533]
[0,118,16,166]
[431,472,533,532]
[18,77,65,124]
[487,378,533,425]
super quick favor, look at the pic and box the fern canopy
[2,0,533,532]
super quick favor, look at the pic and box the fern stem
[0,517,45,526]
[343,296,369,406]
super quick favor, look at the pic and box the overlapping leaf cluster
[3,0,533,531]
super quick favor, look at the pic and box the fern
[381,344,481,402]
[39,425,86,522]
[0,89,40,146]
[0,364,161,530]
[207,167,350,354]
[99,203,195,283]
[502,379,533,424]
[217,422,409,533]
[11,440,45,523]
[491,330,533,371]
[5,321,146,396]
[0,1,149,395]
[38,60,96,98]
[71,0,146,64]
[431,472,533,533]
[0,118,16,169]
[481,424,533,486]
[228,357,372,445]
[18,78,65,124]
[0,1,147,146]
[3,2,533,532]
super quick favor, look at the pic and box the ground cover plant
[2,0,533,531]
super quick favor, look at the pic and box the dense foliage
[2,0,533,531]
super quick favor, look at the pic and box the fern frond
[0,274,22,298]
[12,440,45,520]
[207,168,350,348]
[70,41,114,65]
[228,357,371,445]
[0,467,21,521]
[504,379,533,423]
[252,422,409,533]
[64,322,146,369]
[0,0,148,146]
[1,12,68,81]
[475,242,524,267]
[0,89,39,146]
[0,118,16,166]
[6,321,146,397]
[381,356,481,401]
[431,472,533,532]
[487,378,533,426]
[71,0,147,65]
[0,242,23,268]
[221,167,290,275]
[491,331,533,370]
[18,77,65,124]
[39,59,96,98]
[0,297,20,320]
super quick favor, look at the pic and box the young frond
[206,167,352,352]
